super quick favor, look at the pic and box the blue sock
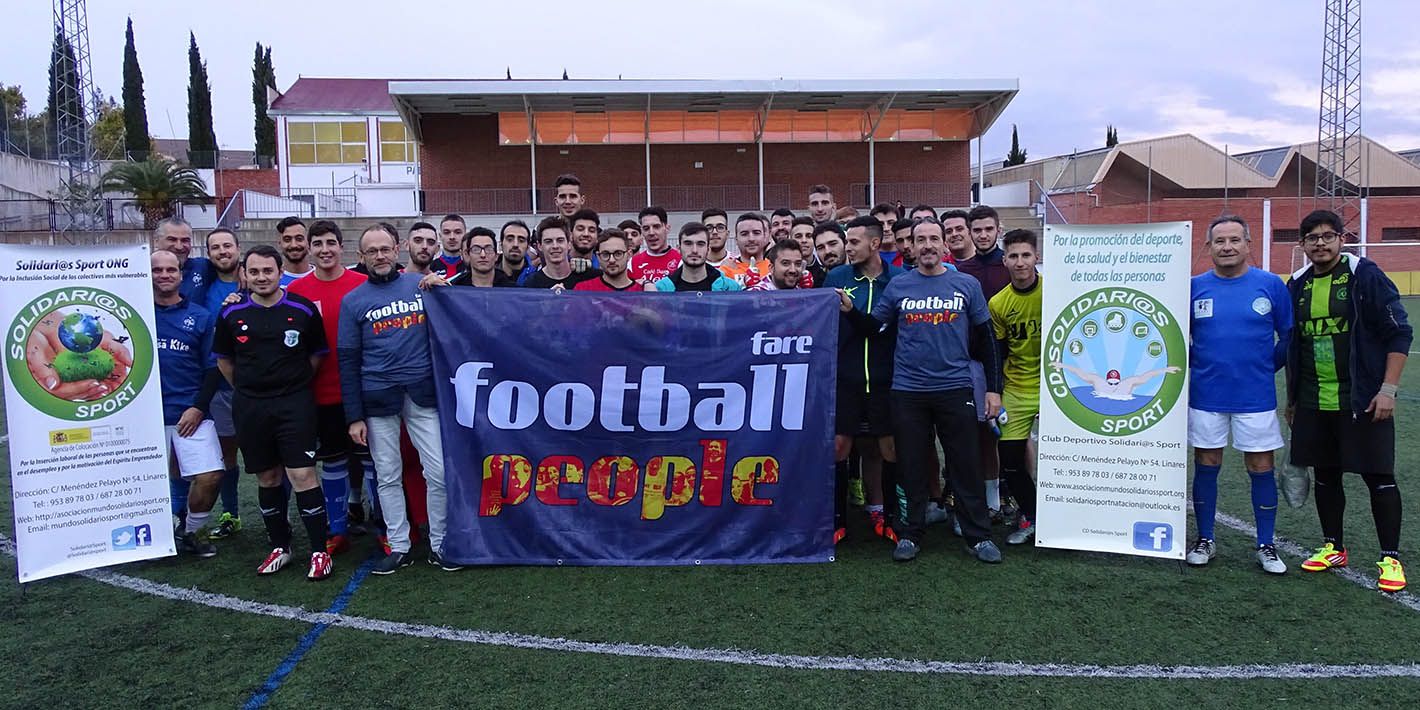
[219,465,240,517]
[1192,463,1220,540]
[1250,469,1278,546]
[170,477,191,521]
[321,460,350,536]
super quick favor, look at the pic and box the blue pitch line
[242,555,378,710]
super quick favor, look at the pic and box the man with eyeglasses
[438,228,516,287]
[702,208,733,269]
[1286,209,1412,593]
[497,220,537,285]
[575,228,638,292]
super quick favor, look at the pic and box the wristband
[1379,383,1399,398]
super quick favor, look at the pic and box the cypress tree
[122,17,151,156]
[186,32,218,168]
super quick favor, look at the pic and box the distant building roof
[151,138,257,169]
[1402,148,1420,166]
[268,78,401,115]
[1234,145,1295,179]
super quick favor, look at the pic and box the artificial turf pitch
[4,308,1420,708]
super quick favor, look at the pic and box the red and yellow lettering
[730,456,778,506]
[534,455,584,506]
[480,454,532,516]
[641,455,696,521]
[588,455,639,506]
[698,439,727,506]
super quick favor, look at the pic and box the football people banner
[1,244,173,581]
[427,289,838,565]
[1036,223,1191,559]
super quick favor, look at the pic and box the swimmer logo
[1043,287,1186,436]
[5,287,154,421]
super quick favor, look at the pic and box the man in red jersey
[628,205,681,285]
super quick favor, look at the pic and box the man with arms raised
[340,224,456,573]
[1287,209,1411,592]
[524,216,600,290]
[152,249,224,558]
[825,216,906,544]
[652,223,743,292]
[213,245,332,580]
[435,214,467,278]
[629,206,681,285]
[275,217,313,285]
[840,216,1003,564]
[575,228,638,292]
[288,220,369,555]
[990,229,1046,546]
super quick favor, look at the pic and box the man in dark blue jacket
[1286,209,1411,593]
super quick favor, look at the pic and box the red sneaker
[326,534,351,556]
[256,547,290,576]
[868,510,899,543]
[833,527,847,544]
[307,551,333,581]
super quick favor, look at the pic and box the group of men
[145,173,1407,592]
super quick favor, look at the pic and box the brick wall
[213,168,279,220]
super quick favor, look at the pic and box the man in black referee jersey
[214,244,334,581]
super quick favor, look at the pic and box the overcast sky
[6,0,1419,160]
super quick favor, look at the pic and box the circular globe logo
[5,287,153,420]
[1043,287,1186,436]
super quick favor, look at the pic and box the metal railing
[424,188,539,215]
[617,184,789,212]
[242,187,357,219]
[848,182,957,210]
[0,198,181,232]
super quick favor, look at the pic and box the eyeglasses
[1302,231,1340,245]
[706,224,729,233]
[362,246,396,257]
[596,250,628,260]
[466,245,495,255]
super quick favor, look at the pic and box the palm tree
[100,158,208,229]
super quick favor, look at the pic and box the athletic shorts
[232,390,319,473]
[315,402,368,461]
[836,382,892,437]
[1289,407,1395,475]
[1188,408,1284,452]
[1000,389,1040,441]
[164,420,224,478]
[210,389,235,438]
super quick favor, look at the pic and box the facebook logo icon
[110,524,153,550]
[1132,522,1174,552]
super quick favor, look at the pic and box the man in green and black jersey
[1286,209,1412,593]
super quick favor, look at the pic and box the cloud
[1145,85,1317,153]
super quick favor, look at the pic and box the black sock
[833,460,850,530]
[999,440,1037,521]
[295,487,330,554]
[1362,473,1403,558]
[257,485,292,550]
[1314,466,1346,548]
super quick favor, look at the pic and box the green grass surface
[4,302,1420,708]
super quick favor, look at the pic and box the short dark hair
[701,207,728,222]
[1208,214,1250,241]
[243,244,283,270]
[908,204,937,218]
[617,219,640,232]
[845,215,884,239]
[206,227,239,246]
[554,174,581,190]
[812,221,845,241]
[440,213,466,227]
[409,221,437,235]
[791,216,816,228]
[939,209,971,226]
[597,228,627,248]
[500,219,531,239]
[1002,228,1038,251]
[536,216,570,243]
[463,226,497,252]
[679,221,708,238]
[308,220,342,243]
[967,204,1000,227]
[766,239,801,262]
[735,212,768,229]
[870,203,900,219]
[892,218,914,233]
[771,207,796,219]
[638,205,668,224]
[1300,209,1343,239]
[275,216,305,234]
[569,208,600,226]
[808,184,832,197]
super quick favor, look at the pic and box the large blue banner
[426,288,838,566]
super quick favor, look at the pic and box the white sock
[865,504,884,514]
[185,508,213,534]
[985,481,1001,510]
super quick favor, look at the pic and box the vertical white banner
[2,244,173,580]
[1036,223,1191,559]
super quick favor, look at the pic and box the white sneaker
[1185,538,1216,566]
[256,547,291,575]
[924,502,950,525]
[1256,545,1287,575]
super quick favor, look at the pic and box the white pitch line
[4,536,1419,679]
[1214,511,1420,613]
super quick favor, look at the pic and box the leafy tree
[186,32,218,168]
[252,43,277,161]
[100,158,208,228]
[1004,124,1027,166]
[1106,125,1119,147]
[1,84,50,157]
[91,96,125,160]
[121,17,151,156]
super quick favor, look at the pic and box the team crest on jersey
[1337,287,1348,301]
[1251,297,1271,315]
[283,329,300,347]
[182,315,197,330]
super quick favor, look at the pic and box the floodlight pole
[524,95,537,214]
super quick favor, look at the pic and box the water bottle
[989,407,1008,438]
